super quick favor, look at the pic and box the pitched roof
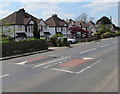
[45,14,67,27]
[86,21,95,27]
[75,21,86,28]
[36,19,43,24]
[0,8,38,25]
[96,16,111,24]
[66,19,75,26]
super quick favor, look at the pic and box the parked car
[67,38,77,44]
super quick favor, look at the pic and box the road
[1,37,118,92]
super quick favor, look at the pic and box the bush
[50,34,63,46]
[1,39,48,57]
[115,31,120,36]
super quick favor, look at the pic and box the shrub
[1,39,48,57]
[115,31,120,36]
[50,34,63,46]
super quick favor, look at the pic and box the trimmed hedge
[1,39,48,57]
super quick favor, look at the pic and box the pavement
[1,37,118,92]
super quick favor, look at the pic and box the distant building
[65,19,75,37]
[86,21,97,36]
[96,16,114,32]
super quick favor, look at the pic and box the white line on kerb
[15,61,27,65]
[101,44,110,47]
[76,59,102,74]
[34,56,70,68]
[0,74,10,78]
[80,48,96,54]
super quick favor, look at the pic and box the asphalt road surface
[1,37,118,92]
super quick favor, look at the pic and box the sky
[0,0,119,26]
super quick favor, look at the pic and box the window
[61,27,63,32]
[41,26,43,32]
[25,26,27,32]
[44,26,47,30]
[28,26,30,32]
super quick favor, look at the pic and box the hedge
[0,39,48,57]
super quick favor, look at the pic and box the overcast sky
[0,0,119,26]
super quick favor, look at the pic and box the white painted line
[76,59,102,74]
[15,61,27,65]
[34,56,70,68]
[112,41,118,44]
[44,65,53,68]
[80,48,96,54]
[0,74,9,78]
[49,55,57,56]
[80,50,91,54]
[51,68,75,74]
[101,44,110,47]
[83,57,94,60]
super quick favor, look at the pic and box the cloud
[20,2,74,19]
[1,0,119,2]
[42,11,74,20]
[81,1,117,13]
[0,3,13,19]
[0,10,13,19]
[20,2,60,12]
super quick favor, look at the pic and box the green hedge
[1,39,48,57]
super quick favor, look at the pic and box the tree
[76,13,94,23]
[69,26,89,42]
[33,20,40,39]
[0,19,16,38]
[89,17,94,22]
[97,25,112,38]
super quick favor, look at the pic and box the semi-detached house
[0,8,49,39]
[45,14,68,37]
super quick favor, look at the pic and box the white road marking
[0,74,9,78]
[80,48,96,54]
[51,68,75,74]
[76,59,102,74]
[112,41,118,44]
[83,57,94,60]
[49,55,57,56]
[48,59,102,74]
[44,65,53,68]
[34,56,70,68]
[101,44,110,47]
[15,61,27,65]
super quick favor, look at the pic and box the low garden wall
[0,39,48,57]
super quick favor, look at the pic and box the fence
[0,40,48,57]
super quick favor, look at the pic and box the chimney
[52,14,57,17]
[110,16,112,23]
[18,8,25,13]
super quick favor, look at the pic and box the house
[45,14,68,37]
[0,8,38,39]
[75,21,87,30]
[37,19,50,40]
[74,21,88,38]
[86,21,97,36]
[96,16,114,32]
[0,8,50,40]
[66,19,75,37]
[66,19,75,27]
